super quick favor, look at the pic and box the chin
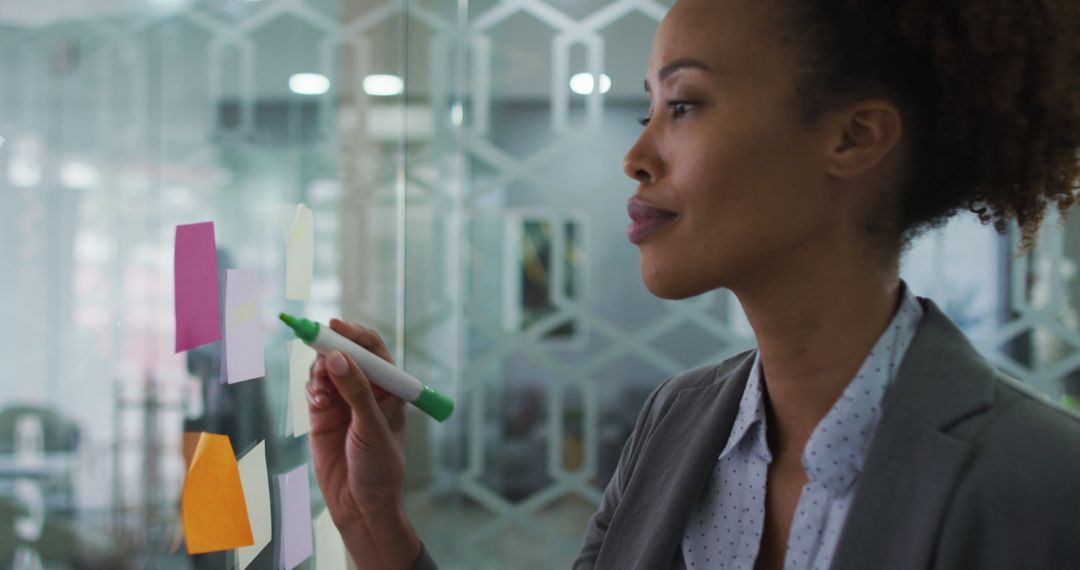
[640,263,715,300]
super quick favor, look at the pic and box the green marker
[280,313,454,422]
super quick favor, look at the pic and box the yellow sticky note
[289,340,316,436]
[286,204,314,301]
[237,441,272,569]
[181,433,254,554]
[314,507,348,570]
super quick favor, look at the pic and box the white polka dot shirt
[681,281,924,570]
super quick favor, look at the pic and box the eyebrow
[643,58,713,93]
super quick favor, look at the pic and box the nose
[622,130,660,185]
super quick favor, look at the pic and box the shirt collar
[719,348,771,463]
[802,279,924,495]
[717,280,925,495]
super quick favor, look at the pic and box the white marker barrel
[280,313,454,422]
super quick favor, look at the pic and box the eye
[638,101,696,127]
[669,101,694,118]
[638,106,654,127]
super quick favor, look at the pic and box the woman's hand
[307,318,422,569]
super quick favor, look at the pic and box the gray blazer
[413,296,1080,569]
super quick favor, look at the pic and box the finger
[379,392,409,434]
[309,354,325,376]
[306,359,334,408]
[369,381,393,403]
[329,319,394,364]
[325,350,393,434]
[327,319,395,401]
[314,346,391,402]
[310,354,327,382]
[308,357,336,399]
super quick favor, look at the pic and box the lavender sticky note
[224,269,265,383]
[279,464,313,570]
[174,222,221,352]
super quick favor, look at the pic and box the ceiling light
[9,158,41,188]
[61,161,100,189]
[570,73,612,95]
[8,134,43,188]
[289,73,330,95]
[363,74,404,97]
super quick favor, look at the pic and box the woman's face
[624,0,845,299]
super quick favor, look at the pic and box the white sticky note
[289,339,316,436]
[314,507,347,570]
[236,441,271,569]
[286,204,314,301]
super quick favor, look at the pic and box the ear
[824,99,903,180]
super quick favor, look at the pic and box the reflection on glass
[511,214,585,341]
[1,0,1079,568]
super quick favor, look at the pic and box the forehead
[647,0,776,79]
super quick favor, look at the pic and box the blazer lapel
[598,352,755,569]
[830,297,995,569]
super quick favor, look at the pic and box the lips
[627,197,678,244]
[627,198,678,222]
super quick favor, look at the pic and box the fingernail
[307,376,328,404]
[307,388,328,407]
[328,351,348,376]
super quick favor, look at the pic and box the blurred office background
[0,0,1078,568]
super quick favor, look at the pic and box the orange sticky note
[181,433,255,554]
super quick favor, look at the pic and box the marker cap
[279,312,319,343]
[413,385,454,422]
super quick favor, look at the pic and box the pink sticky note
[174,222,222,353]
[279,464,313,569]
[224,269,266,383]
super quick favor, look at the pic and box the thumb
[325,350,391,435]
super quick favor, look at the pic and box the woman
[306,0,1080,568]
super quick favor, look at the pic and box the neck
[732,256,902,459]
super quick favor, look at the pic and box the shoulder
[965,371,1080,471]
[635,349,756,425]
[641,348,755,419]
[970,371,1080,458]
[949,370,1080,519]
[612,348,755,486]
[938,371,1080,563]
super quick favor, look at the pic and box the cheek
[669,129,829,261]
[638,115,833,293]
[673,142,773,240]
[720,117,824,198]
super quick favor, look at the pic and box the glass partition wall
[1,0,1078,568]
[0,0,352,567]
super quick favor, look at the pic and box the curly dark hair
[766,0,1080,256]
